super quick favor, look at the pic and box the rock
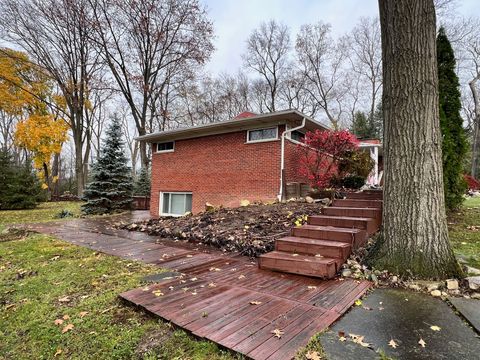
[449,289,461,296]
[416,280,442,291]
[240,199,250,207]
[431,290,442,297]
[305,196,314,204]
[466,276,480,290]
[390,275,398,283]
[446,279,459,290]
[465,266,480,276]
[409,283,421,291]
[370,273,378,283]
[341,269,352,277]
[471,293,480,300]
[318,198,331,205]
[205,202,216,212]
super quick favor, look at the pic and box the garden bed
[121,202,327,257]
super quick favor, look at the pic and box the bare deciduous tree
[89,0,214,168]
[0,0,103,196]
[296,22,347,128]
[243,20,291,112]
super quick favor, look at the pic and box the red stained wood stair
[259,189,383,279]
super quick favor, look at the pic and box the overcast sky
[202,0,477,75]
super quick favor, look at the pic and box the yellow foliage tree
[15,114,69,191]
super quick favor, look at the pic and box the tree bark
[374,0,461,278]
[469,77,480,178]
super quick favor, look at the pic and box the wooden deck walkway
[28,213,371,360]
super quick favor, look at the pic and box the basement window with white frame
[160,192,192,216]
[246,127,278,143]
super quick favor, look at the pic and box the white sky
[202,0,478,75]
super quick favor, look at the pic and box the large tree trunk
[373,0,461,278]
[470,77,480,178]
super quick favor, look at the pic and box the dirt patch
[134,328,175,357]
[120,202,327,257]
[0,228,35,243]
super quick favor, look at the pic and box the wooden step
[276,236,351,259]
[258,251,339,278]
[323,207,381,222]
[333,199,383,209]
[345,192,383,200]
[292,224,367,246]
[308,215,378,234]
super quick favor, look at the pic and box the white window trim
[285,124,305,143]
[159,191,192,217]
[246,126,279,144]
[155,141,175,153]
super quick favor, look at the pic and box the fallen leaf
[354,299,362,306]
[271,328,284,338]
[389,339,398,349]
[250,301,262,305]
[58,296,70,303]
[62,314,70,320]
[209,267,221,272]
[349,333,370,347]
[54,348,63,357]
[186,254,193,258]
[305,350,321,360]
[190,277,198,281]
[418,338,426,348]
[54,319,64,325]
[62,323,74,333]
[208,282,217,288]
[238,275,246,279]
[79,311,88,318]
[152,290,164,297]
[430,325,441,331]
[307,285,317,290]
[292,253,299,257]
[5,304,15,310]
[191,291,198,296]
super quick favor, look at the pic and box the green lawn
[0,202,83,231]
[449,197,480,269]
[0,234,238,360]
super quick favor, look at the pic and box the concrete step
[345,192,383,200]
[276,236,351,259]
[308,215,378,235]
[258,251,339,278]
[291,224,367,246]
[333,199,383,209]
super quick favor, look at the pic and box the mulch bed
[120,202,327,257]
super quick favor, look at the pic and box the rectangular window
[160,192,192,216]
[290,130,305,142]
[247,127,278,143]
[155,141,174,153]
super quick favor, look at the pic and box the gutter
[278,118,306,201]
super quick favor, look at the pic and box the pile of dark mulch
[120,202,326,257]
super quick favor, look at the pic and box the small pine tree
[371,102,384,140]
[0,150,42,210]
[437,27,468,211]
[82,117,133,215]
[134,166,151,196]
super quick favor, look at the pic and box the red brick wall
[150,130,282,216]
[284,139,308,184]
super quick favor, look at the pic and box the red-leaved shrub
[464,174,480,190]
[298,129,359,190]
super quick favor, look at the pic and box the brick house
[137,110,380,217]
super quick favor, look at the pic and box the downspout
[279,118,306,201]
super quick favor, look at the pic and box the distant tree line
[0,0,479,199]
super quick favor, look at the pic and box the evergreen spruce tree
[437,27,468,211]
[134,166,151,196]
[82,117,133,214]
[351,111,371,138]
[0,150,42,210]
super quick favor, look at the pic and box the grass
[448,196,480,269]
[0,234,239,360]
[0,202,83,231]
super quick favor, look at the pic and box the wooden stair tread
[278,236,351,248]
[299,224,365,234]
[326,206,381,211]
[259,251,338,264]
[309,215,376,221]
